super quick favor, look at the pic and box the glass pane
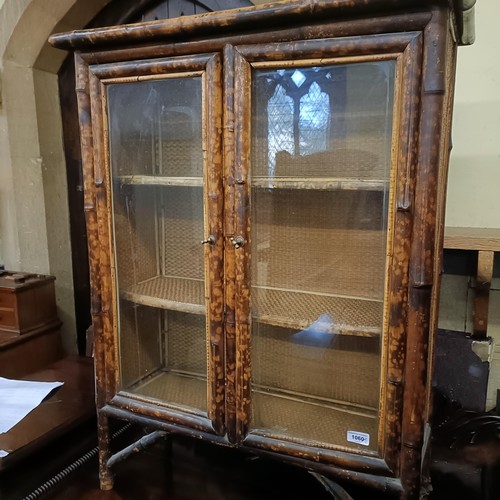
[107,77,207,414]
[250,61,395,450]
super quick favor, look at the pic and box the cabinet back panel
[252,324,380,408]
[166,311,207,376]
[107,78,203,178]
[119,305,207,413]
[112,185,204,288]
[251,61,394,181]
[113,187,159,290]
[251,189,387,299]
[252,391,378,452]
[162,186,204,281]
[253,133,390,180]
[119,302,162,388]
[159,140,203,177]
[132,372,207,413]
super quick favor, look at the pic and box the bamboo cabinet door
[90,54,225,435]
[228,33,423,473]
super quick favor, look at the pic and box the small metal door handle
[201,235,216,245]
[230,236,245,249]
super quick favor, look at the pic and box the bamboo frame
[233,46,252,442]
[231,32,424,476]
[49,0,465,51]
[54,2,461,497]
[223,43,238,445]
[89,53,226,437]
[377,31,425,476]
[107,430,167,469]
[400,9,454,497]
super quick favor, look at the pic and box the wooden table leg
[472,250,494,339]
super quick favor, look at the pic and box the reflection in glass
[107,77,207,414]
[267,85,294,174]
[250,61,395,450]
[299,81,330,157]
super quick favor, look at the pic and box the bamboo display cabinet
[50,1,474,498]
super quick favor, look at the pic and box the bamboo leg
[97,412,114,490]
[309,472,354,499]
[107,431,167,469]
[164,434,174,497]
[472,250,494,339]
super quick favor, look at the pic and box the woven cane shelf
[121,276,382,337]
[251,389,378,451]
[127,370,207,413]
[117,175,203,187]
[253,287,383,338]
[251,177,389,191]
[121,276,205,315]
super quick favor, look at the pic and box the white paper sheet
[0,450,9,458]
[0,377,64,434]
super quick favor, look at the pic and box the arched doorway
[58,0,253,353]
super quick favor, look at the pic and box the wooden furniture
[0,276,93,480]
[49,2,473,498]
[0,271,60,336]
[444,227,500,339]
[0,327,63,379]
[0,356,95,471]
[0,270,63,378]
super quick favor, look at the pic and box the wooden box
[0,271,60,336]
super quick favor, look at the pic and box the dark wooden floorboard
[21,433,338,500]
[2,425,491,499]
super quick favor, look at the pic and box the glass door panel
[250,61,395,450]
[107,77,208,414]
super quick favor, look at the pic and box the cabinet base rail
[106,430,167,469]
[101,406,403,496]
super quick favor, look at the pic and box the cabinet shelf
[251,177,388,191]
[127,370,206,413]
[253,286,382,338]
[252,389,377,449]
[121,276,382,337]
[117,175,387,191]
[121,276,205,315]
[117,175,203,187]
